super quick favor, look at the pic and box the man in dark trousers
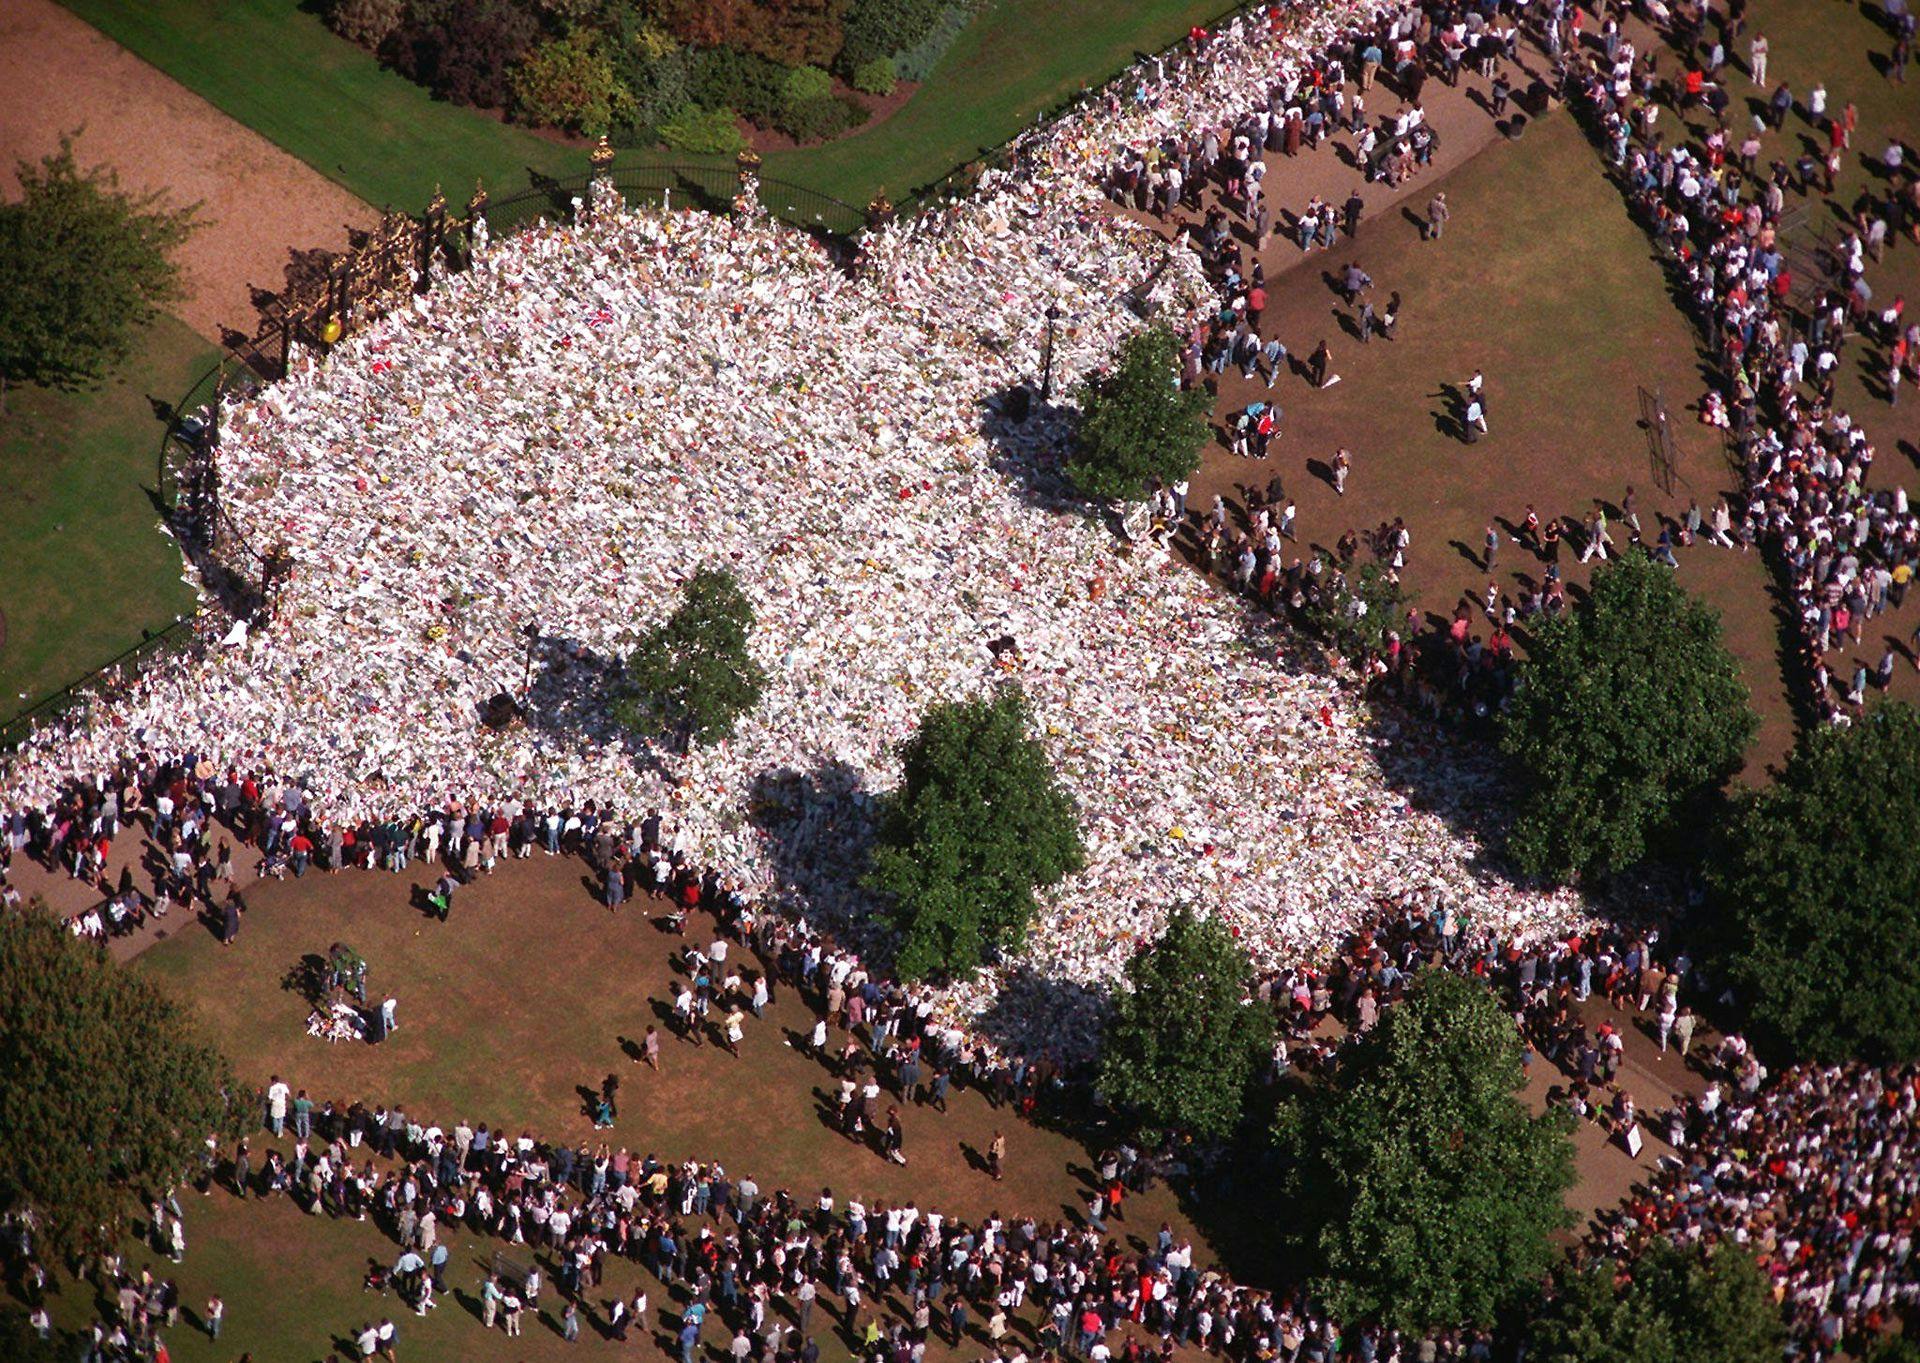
[1343,187,1365,236]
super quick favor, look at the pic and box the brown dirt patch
[0,0,377,344]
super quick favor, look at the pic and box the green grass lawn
[61,0,1234,218]
[0,315,212,719]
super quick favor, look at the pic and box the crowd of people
[5,0,1920,1358]
[1567,4,1920,724]
[0,0,1593,1062]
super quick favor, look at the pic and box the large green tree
[0,904,243,1253]
[1064,324,1212,503]
[868,686,1083,980]
[1530,1243,1782,1363]
[1713,702,1920,1062]
[1275,969,1575,1333]
[1498,550,1755,882]
[1098,905,1272,1140]
[0,138,199,391]
[614,566,768,749]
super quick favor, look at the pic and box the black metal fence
[0,619,198,751]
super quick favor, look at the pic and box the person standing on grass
[1309,339,1332,388]
[643,1024,661,1069]
[205,1295,223,1341]
[1333,447,1351,495]
[1484,524,1500,571]
[1425,192,1450,239]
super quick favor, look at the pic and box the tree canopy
[613,566,768,749]
[0,904,243,1253]
[867,686,1083,980]
[0,138,199,390]
[1098,905,1273,1140]
[1275,969,1575,1333]
[1529,1242,1783,1363]
[1713,701,1920,1063]
[1498,550,1755,882]
[1064,325,1212,503]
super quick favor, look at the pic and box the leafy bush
[1498,551,1755,882]
[1065,325,1212,502]
[838,0,944,70]
[851,55,896,94]
[326,0,406,48]
[891,1,971,82]
[612,566,767,748]
[1300,557,1408,663]
[776,94,866,141]
[653,0,847,69]
[657,103,749,155]
[612,50,691,143]
[689,45,788,125]
[782,62,834,106]
[868,687,1083,982]
[1275,970,1575,1332]
[379,0,541,109]
[1098,906,1272,1140]
[0,139,198,389]
[1713,702,1920,1063]
[510,27,633,135]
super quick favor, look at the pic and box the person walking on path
[1425,192,1450,239]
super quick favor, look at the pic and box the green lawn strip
[759,0,1236,206]
[0,315,211,714]
[58,0,583,213]
[59,0,1234,219]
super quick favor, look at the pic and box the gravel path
[0,0,376,344]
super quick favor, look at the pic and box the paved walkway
[0,0,375,344]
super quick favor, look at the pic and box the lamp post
[521,622,540,698]
[1040,303,1063,403]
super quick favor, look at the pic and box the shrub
[868,687,1083,982]
[653,0,848,69]
[1714,702,1920,1063]
[782,62,834,106]
[612,566,767,749]
[689,45,788,126]
[851,55,895,94]
[1275,970,1576,1332]
[1064,325,1212,502]
[657,103,749,155]
[510,27,633,134]
[776,93,865,141]
[380,0,541,109]
[837,0,944,71]
[611,46,693,144]
[1498,551,1755,882]
[891,0,971,82]
[326,0,406,48]
[0,138,198,389]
